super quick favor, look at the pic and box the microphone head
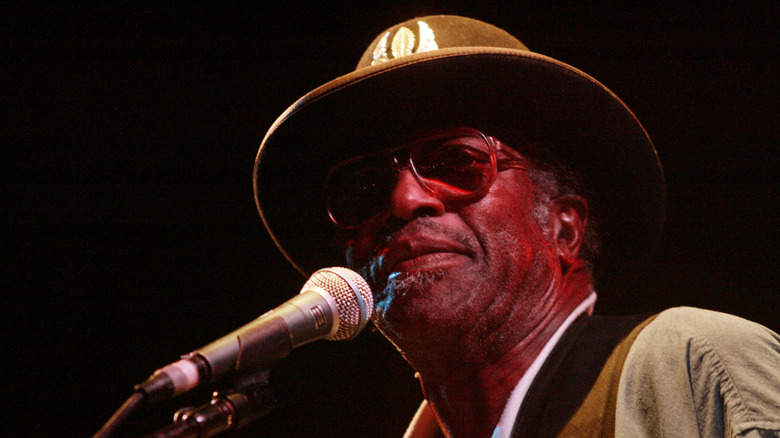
[302,267,373,340]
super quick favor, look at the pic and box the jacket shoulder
[617,307,780,437]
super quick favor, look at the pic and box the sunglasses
[324,129,526,229]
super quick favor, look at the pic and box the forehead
[397,127,491,152]
[333,127,493,165]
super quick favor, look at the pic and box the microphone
[135,267,373,403]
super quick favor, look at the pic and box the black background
[5,2,777,437]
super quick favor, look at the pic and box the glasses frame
[324,128,527,229]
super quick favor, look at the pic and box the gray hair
[524,158,601,269]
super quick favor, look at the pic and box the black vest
[511,313,655,438]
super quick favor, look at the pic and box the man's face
[341,131,562,350]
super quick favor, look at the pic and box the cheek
[344,237,365,268]
[464,185,550,266]
[344,229,388,289]
[343,223,380,267]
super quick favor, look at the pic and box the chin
[373,271,469,341]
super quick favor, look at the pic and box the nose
[389,169,446,222]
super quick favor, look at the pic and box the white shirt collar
[491,290,597,438]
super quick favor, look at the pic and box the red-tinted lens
[410,134,495,197]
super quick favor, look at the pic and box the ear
[549,195,588,270]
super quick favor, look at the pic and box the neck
[409,262,593,437]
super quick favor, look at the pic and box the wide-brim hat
[253,15,665,294]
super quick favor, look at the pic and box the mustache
[383,217,475,251]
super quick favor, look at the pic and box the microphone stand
[142,369,275,438]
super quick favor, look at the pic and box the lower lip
[392,252,468,273]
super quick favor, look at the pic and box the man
[253,16,779,437]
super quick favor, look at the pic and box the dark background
[5,2,776,437]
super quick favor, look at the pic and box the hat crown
[356,15,530,69]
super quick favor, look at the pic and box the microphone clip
[142,369,275,438]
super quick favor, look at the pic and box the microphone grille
[302,267,373,341]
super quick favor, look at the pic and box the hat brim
[254,47,665,293]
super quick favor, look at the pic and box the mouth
[378,233,472,279]
[392,251,469,275]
